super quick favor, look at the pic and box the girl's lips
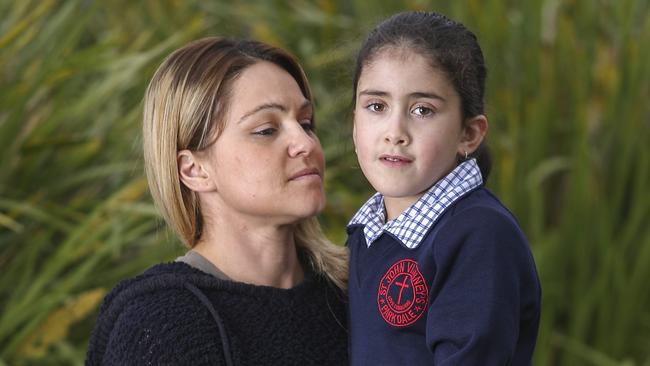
[379,154,413,162]
[379,154,413,167]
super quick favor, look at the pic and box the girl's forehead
[363,46,445,78]
[360,50,449,85]
[374,45,421,61]
[372,44,437,64]
[356,49,460,106]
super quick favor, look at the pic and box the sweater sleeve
[425,206,541,365]
[98,288,228,366]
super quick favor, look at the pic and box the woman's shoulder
[86,262,227,365]
[90,287,225,365]
[97,262,211,310]
[108,261,208,303]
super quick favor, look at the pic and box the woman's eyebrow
[238,100,312,124]
[238,103,286,124]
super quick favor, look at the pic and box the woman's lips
[289,167,322,181]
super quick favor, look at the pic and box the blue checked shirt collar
[348,159,483,249]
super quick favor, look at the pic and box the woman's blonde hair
[142,37,347,289]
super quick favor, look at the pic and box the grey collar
[176,250,231,280]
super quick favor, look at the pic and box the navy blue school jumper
[347,159,541,365]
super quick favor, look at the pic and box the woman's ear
[458,115,488,156]
[177,150,216,192]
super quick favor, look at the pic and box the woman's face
[202,61,325,225]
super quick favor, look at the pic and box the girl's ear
[458,115,488,156]
[177,150,216,192]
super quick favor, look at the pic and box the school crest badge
[377,259,428,327]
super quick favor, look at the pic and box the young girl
[347,12,541,365]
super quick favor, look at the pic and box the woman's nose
[287,123,320,157]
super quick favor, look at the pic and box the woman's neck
[193,216,304,289]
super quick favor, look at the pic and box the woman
[86,37,348,365]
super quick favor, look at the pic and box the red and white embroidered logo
[377,259,428,327]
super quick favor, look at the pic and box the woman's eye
[412,106,434,117]
[253,127,277,136]
[366,103,386,113]
[300,120,315,132]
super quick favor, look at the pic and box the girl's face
[200,61,325,225]
[353,48,467,216]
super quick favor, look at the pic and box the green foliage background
[1,0,649,365]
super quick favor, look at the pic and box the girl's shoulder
[426,188,538,283]
[445,187,522,229]
[429,187,529,252]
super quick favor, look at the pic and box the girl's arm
[425,206,541,365]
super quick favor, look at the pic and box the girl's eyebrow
[358,89,388,97]
[409,92,446,102]
[358,89,446,102]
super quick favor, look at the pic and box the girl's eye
[366,103,386,113]
[253,127,277,136]
[412,105,434,117]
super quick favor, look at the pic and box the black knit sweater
[86,262,348,365]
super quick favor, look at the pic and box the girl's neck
[193,215,304,289]
[383,194,424,221]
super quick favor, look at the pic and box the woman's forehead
[228,62,309,118]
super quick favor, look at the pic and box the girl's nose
[384,114,410,145]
